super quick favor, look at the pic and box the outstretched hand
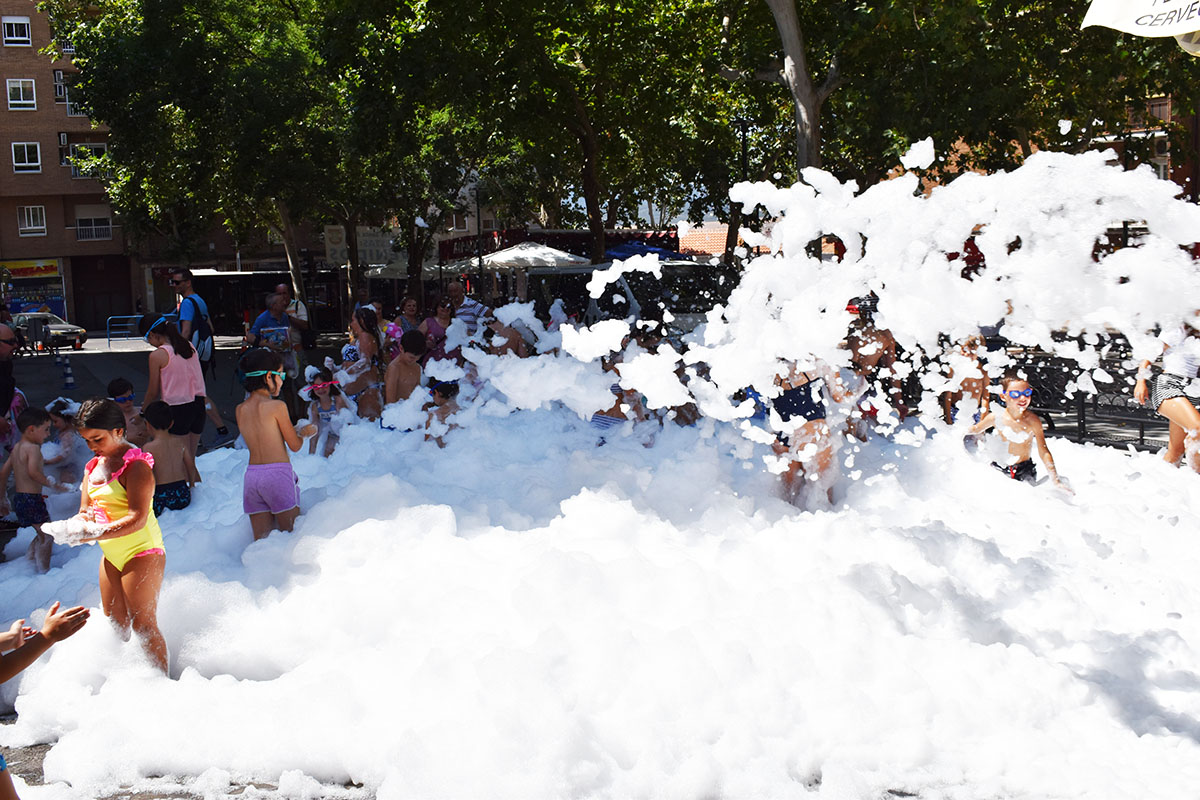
[40,601,89,642]
[5,619,32,649]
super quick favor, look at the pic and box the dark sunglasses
[169,278,186,286]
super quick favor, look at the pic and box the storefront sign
[0,259,61,279]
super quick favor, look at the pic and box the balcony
[75,219,112,241]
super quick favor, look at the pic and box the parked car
[13,312,88,350]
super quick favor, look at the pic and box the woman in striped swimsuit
[1135,320,1200,472]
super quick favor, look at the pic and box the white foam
[0,151,1197,799]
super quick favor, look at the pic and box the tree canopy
[40,0,1200,285]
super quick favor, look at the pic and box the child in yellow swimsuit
[70,398,168,673]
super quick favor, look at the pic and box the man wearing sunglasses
[966,374,1070,493]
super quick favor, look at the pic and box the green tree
[424,0,736,262]
[720,1,1200,184]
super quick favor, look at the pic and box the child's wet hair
[47,398,75,423]
[431,380,459,400]
[107,377,134,398]
[239,348,283,392]
[1000,372,1029,390]
[16,407,50,433]
[141,400,173,431]
[312,366,342,396]
[75,398,126,431]
[400,330,426,356]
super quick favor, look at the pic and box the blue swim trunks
[1,749,8,770]
[13,492,48,527]
[152,480,191,517]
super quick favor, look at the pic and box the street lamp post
[472,185,486,295]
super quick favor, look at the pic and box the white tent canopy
[365,241,592,281]
[444,241,591,273]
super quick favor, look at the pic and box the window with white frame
[70,142,107,178]
[449,212,468,231]
[2,17,31,47]
[75,216,112,241]
[17,206,45,236]
[6,79,34,110]
[65,89,85,117]
[12,142,40,173]
[53,70,65,102]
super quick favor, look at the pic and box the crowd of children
[1,284,1196,706]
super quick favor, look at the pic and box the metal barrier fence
[106,313,177,347]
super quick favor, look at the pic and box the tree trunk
[723,203,743,265]
[569,93,607,263]
[763,0,826,171]
[274,200,308,305]
[344,218,361,310]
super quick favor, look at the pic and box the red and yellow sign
[0,259,61,279]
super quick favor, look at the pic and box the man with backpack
[171,268,229,442]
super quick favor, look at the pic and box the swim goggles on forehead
[244,369,285,379]
[109,393,135,404]
[1004,388,1034,398]
[142,316,167,342]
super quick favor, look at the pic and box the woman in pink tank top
[139,313,207,461]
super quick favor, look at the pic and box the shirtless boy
[235,348,316,539]
[141,400,198,516]
[967,374,1068,491]
[384,330,427,405]
[107,378,151,447]
[0,408,66,571]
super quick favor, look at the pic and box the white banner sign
[324,225,398,267]
[1083,0,1200,37]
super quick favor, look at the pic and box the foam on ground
[2,149,1200,799]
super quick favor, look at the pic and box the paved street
[14,335,247,449]
[13,333,346,449]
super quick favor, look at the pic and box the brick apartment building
[0,0,130,331]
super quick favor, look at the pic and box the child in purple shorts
[235,348,316,541]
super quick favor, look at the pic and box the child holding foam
[0,601,89,799]
[141,401,196,516]
[967,373,1070,492]
[69,398,168,671]
[0,408,68,572]
[236,348,316,539]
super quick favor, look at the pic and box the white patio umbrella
[1083,0,1200,55]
